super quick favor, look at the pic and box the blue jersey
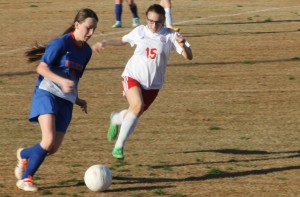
[36,33,92,103]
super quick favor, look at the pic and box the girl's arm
[36,62,75,93]
[176,35,193,60]
[92,38,126,53]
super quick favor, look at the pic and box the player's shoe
[107,112,118,142]
[112,147,124,159]
[169,26,180,32]
[112,21,122,28]
[132,18,139,27]
[16,176,38,192]
[15,148,28,180]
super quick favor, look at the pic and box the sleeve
[41,38,65,67]
[172,32,191,55]
[122,26,143,47]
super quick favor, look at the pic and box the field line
[1,5,299,56]
[170,89,300,93]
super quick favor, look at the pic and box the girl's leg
[16,114,56,191]
[113,0,123,27]
[113,86,143,158]
[127,0,139,27]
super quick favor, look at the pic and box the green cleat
[112,147,124,159]
[107,112,118,142]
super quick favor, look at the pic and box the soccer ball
[84,164,112,191]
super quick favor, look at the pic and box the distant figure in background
[160,0,180,31]
[112,0,139,28]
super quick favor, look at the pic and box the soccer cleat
[112,21,122,28]
[16,176,38,192]
[112,147,124,159]
[15,148,28,180]
[107,112,119,142]
[132,18,139,27]
[169,26,180,32]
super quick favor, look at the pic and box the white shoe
[112,21,122,28]
[15,148,28,180]
[132,18,139,27]
[16,177,38,192]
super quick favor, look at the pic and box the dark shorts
[29,88,73,133]
[122,76,159,111]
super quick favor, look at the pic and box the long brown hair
[25,8,98,63]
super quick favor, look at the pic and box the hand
[76,98,87,114]
[175,33,186,47]
[60,79,75,93]
[92,41,107,53]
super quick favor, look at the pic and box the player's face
[146,11,164,33]
[74,17,98,44]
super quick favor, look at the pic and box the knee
[129,103,144,116]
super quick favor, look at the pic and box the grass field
[1,0,300,196]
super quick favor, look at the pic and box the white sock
[164,8,173,28]
[111,109,127,125]
[115,111,138,148]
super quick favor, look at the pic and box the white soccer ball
[84,164,112,191]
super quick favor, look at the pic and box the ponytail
[25,8,98,63]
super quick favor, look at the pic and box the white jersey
[122,25,190,90]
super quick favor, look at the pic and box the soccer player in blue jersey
[14,8,98,192]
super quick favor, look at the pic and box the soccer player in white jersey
[93,4,193,159]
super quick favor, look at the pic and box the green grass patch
[209,126,223,131]
[207,167,223,174]
[240,136,251,140]
[57,178,84,186]
[40,189,52,195]
[277,176,288,180]
[263,18,272,22]
[170,193,185,197]
[161,166,172,171]
[70,164,82,167]
[154,188,167,195]
[129,193,144,197]
[243,60,255,64]
[195,157,204,162]
[288,76,295,80]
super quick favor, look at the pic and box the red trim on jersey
[70,32,84,49]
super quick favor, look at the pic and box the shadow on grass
[114,165,300,184]
[184,29,300,38]
[40,179,174,193]
[150,149,300,169]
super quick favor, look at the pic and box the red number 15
[146,47,157,59]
